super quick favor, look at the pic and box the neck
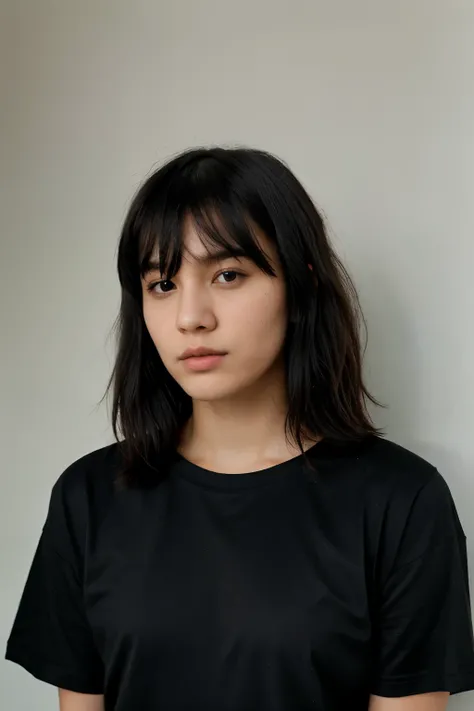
[178,367,318,473]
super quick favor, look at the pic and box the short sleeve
[5,469,104,693]
[371,469,474,697]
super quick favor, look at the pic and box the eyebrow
[143,247,248,275]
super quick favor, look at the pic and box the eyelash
[145,270,247,296]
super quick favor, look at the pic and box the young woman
[6,147,474,711]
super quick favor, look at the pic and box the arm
[59,690,104,711]
[369,692,449,711]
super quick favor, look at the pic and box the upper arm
[369,692,449,711]
[6,467,104,693]
[59,689,104,711]
[370,471,474,698]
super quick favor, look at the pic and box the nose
[176,285,217,333]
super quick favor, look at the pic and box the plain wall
[1,1,474,708]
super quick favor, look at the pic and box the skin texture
[58,689,104,710]
[369,692,450,711]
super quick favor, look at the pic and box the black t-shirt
[6,435,474,710]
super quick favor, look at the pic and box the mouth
[180,352,227,372]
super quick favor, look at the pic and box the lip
[182,353,226,372]
[179,347,227,360]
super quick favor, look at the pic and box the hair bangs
[137,187,277,283]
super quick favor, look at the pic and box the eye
[146,279,175,295]
[215,270,245,284]
[145,270,246,296]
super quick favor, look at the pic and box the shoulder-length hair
[103,146,383,487]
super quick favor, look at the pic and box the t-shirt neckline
[170,438,351,491]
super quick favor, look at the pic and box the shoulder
[358,434,444,501]
[356,436,464,569]
[319,434,443,501]
[359,435,456,526]
[53,441,123,497]
[46,442,124,542]
[314,434,456,534]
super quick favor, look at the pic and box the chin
[179,377,251,403]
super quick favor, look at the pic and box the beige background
[1,1,474,708]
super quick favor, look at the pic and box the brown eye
[147,280,175,295]
[215,271,245,284]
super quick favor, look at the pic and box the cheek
[231,285,287,342]
[142,304,172,358]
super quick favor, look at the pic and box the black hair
[103,146,384,487]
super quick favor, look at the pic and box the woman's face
[141,217,288,403]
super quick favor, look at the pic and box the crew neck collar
[170,436,372,491]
